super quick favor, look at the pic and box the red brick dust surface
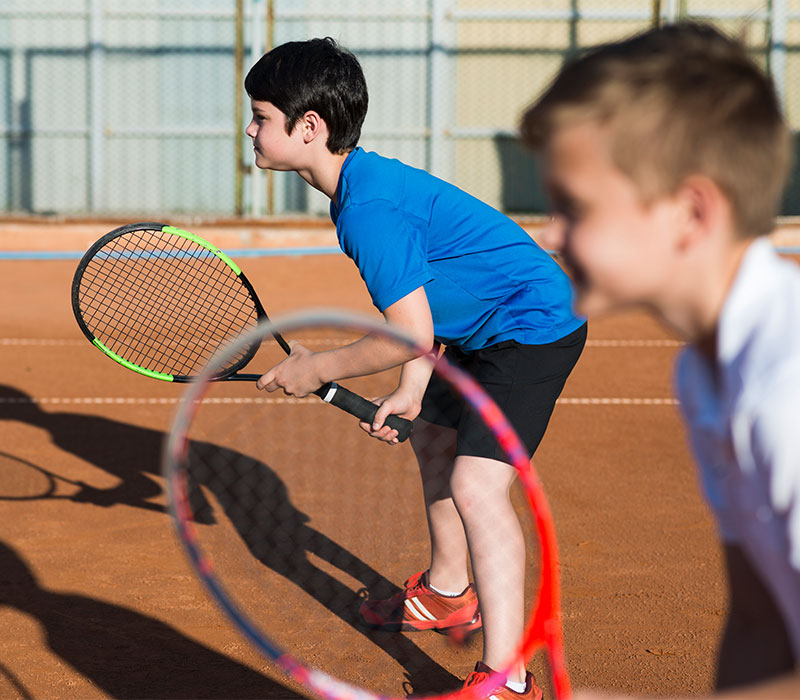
[3,218,784,699]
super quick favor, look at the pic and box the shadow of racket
[0,451,84,501]
[0,450,164,513]
[0,661,33,700]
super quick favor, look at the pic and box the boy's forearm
[313,333,420,384]
[313,286,435,384]
[399,353,436,400]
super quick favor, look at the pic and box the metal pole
[89,0,105,212]
[266,0,274,215]
[249,0,264,218]
[429,0,452,181]
[235,0,244,216]
[652,0,661,27]
[664,0,680,23]
[770,0,788,111]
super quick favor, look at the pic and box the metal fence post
[235,0,244,216]
[89,0,105,212]
[429,0,453,182]
[770,0,788,112]
[248,0,266,218]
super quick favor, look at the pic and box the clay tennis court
[1,218,797,699]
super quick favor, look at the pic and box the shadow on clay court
[1,384,461,694]
[0,539,304,699]
[186,442,464,693]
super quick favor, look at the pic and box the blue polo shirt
[330,147,583,350]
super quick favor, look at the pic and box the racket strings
[180,254,258,353]
[89,248,191,366]
[83,241,207,373]
[77,228,259,376]
[139,237,257,374]
[125,252,221,370]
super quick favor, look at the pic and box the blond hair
[521,22,792,237]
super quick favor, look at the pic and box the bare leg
[451,455,526,682]
[410,418,469,592]
[411,424,526,682]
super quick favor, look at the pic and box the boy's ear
[298,110,326,144]
[675,174,729,251]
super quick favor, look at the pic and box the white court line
[0,338,349,347]
[1,337,681,406]
[558,397,679,405]
[0,338,345,347]
[1,337,684,348]
[1,338,85,346]
[0,396,314,405]
[585,339,683,347]
[0,396,679,406]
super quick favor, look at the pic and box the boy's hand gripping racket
[71,222,412,442]
[164,309,570,700]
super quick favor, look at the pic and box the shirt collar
[717,237,776,367]
[330,147,362,223]
[677,237,777,401]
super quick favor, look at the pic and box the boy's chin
[254,157,291,172]
[253,155,271,170]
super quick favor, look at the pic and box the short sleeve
[675,349,739,540]
[750,365,800,570]
[337,201,433,312]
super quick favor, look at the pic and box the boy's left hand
[359,388,421,445]
[256,342,322,397]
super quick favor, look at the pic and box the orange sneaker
[359,570,482,633]
[462,662,543,700]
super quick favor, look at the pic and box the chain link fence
[2,0,798,218]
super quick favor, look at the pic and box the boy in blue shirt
[248,37,586,698]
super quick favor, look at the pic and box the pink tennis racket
[163,309,570,700]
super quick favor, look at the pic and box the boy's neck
[658,236,753,362]
[296,149,351,200]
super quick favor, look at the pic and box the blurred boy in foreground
[521,21,800,699]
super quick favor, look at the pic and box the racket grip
[316,382,413,442]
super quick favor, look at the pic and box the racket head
[71,222,263,382]
[163,309,570,700]
[0,451,57,501]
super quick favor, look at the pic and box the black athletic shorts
[418,323,587,461]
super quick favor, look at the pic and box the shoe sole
[361,611,482,634]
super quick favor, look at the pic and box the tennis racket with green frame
[71,222,412,441]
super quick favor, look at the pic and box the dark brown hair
[246,37,368,154]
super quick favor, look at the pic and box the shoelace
[402,571,426,596]
[463,671,491,689]
[380,572,426,607]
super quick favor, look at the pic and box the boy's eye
[547,188,580,222]
[560,205,579,221]
[551,199,579,222]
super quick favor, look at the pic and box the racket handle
[315,382,412,442]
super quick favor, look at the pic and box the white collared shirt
[676,238,800,659]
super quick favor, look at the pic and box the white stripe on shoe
[404,597,438,621]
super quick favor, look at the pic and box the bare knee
[450,456,515,520]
